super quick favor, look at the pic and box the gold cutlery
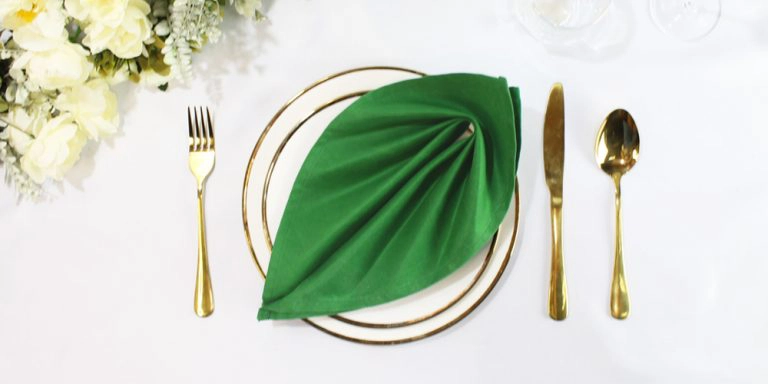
[595,109,640,320]
[188,106,216,317]
[543,83,567,320]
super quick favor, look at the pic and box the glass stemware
[516,0,613,45]
[649,0,721,41]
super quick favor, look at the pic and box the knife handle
[548,199,567,320]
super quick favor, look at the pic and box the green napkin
[258,73,521,320]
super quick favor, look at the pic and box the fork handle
[194,186,214,317]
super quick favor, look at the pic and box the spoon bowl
[595,109,640,177]
[595,108,640,320]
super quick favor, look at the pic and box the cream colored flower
[64,0,128,27]
[12,41,92,90]
[78,0,151,59]
[0,0,49,29]
[55,79,119,139]
[8,2,92,90]
[20,114,88,183]
[9,1,66,52]
[4,107,43,154]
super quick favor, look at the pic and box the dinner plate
[242,66,520,344]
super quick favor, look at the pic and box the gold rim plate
[241,66,521,344]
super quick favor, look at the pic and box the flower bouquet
[0,0,263,199]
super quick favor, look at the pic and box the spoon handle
[548,200,567,320]
[611,176,630,319]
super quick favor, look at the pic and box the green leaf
[258,74,522,320]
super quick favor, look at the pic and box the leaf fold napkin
[259,73,521,320]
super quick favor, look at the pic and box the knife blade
[543,82,567,320]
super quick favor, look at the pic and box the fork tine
[199,106,208,151]
[187,107,194,151]
[202,106,209,151]
[205,107,215,150]
[194,106,203,151]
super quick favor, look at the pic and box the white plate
[242,66,520,344]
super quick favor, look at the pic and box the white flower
[20,114,87,183]
[12,41,92,90]
[55,79,119,139]
[153,19,169,37]
[4,107,42,154]
[73,0,152,59]
[64,0,128,28]
[9,2,92,90]
[0,0,49,29]
[10,1,66,51]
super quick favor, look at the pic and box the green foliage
[162,0,223,80]
[0,0,262,199]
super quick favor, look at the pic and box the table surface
[2,0,768,383]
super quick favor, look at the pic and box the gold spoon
[595,109,640,320]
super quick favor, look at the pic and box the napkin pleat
[259,74,521,320]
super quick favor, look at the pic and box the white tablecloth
[2,0,767,382]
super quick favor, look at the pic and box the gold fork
[188,106,215,317]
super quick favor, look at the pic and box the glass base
[516,0,613,45]
[650,0,721,41]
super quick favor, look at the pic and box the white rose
[12,40,93,90]
[10,1,66,52]
[0,0,49,29]
[20,114,88,183]
[80,0,151,59]
[64,0,128,27]
[4,107,43,154]
[55,79,119,139]
[9,2,92,90]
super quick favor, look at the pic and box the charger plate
[242,66,520,344]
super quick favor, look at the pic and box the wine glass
[516,0,613,45]
[650,0,721,41]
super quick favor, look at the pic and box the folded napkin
[258,73,521,320]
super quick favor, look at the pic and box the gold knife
[543,82,567,320]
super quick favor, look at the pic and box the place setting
[179,65,643,344]
[0,0,716,347]
[1,0,646,345]
[5,0,768,381]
